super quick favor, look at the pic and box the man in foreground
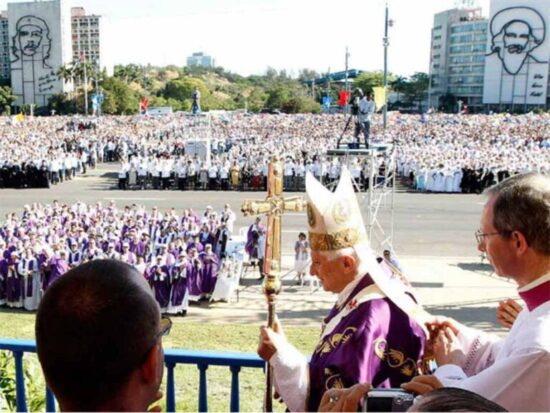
[320,173,550,412]
[36,259,167,412]
[258,167,431,411]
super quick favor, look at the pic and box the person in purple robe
[187,248,203,301]
[257,168,430,412]
[167,252,190,315]
[186,236,204,255]
[6,252,23,308]
[148,256,171,312]
[245,217,264,258]
[48,251,69,288]
[199,244,218,297]
[0,251,8,305]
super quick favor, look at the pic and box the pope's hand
[496,298,522,329]
[433,326,465,367]
[318,383,371,412]
[401,375,443,395]
[257,320,283,362]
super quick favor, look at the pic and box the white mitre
[306,166,430,330]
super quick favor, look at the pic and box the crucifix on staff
[241,155,306,412]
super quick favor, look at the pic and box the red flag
[79,51,86,63]
[338,91,350,106]
[140,98,149,113]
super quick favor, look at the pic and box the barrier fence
[0,339,265,412]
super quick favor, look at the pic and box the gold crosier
[241,155,306,412]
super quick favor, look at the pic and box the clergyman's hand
[318,383,371,412]
[401,375,443,395]
[433,327,465,367]
[496,298,522,329]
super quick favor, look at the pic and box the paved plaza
[0,164,518,334]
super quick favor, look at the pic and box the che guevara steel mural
[483,3,549,105]
[10,15,59,105]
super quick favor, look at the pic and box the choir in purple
[0,201,238,315]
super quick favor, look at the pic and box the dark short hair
[36,260,160,410]
[410,387,507,412]
[485,173,550,255]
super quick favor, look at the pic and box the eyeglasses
[475,229,510,244]
[139,316,172,365]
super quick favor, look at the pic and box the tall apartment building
[187,52,215,68]
[0,11,10,83]
[428,7,488,111]
[71,7,102,67]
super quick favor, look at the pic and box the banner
[338,91,350,106]
[140,98,149,114]
[373,87,387,109]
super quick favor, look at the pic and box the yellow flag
[373,87,387,109]
[16,113,24,122]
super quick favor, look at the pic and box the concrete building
[187,52,215,68]
[71,7,102,68]
[0,11,10,84]
[429,0,550,112]
[428,7,488,111]
[7,0,73,107]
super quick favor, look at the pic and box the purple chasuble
[170,264,190,306]
[0,259,8,300]
[187,259,202,296]
[48,258,69,288]
[307,274,426,411]
[199,253,218,294]
[6,264,22,303]
[150,265,171,308]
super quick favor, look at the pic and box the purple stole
[68,251,81,266]
[306,274,426,411]
[22,259,35,297]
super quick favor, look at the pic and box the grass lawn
[0,310,320,412]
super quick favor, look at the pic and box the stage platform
[327,143,394,157]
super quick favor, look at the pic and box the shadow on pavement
[455,262,494,273]
[425,304,506,335]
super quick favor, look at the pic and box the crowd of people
[0,201,241,315]
[26,171,549,413]
[1,112,547,192]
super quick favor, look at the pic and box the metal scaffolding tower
[326,143,396,254]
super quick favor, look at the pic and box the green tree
[101,77,139,114]
[265,85,290,109]
[402,72,429,110]
[354,71,392,95]
[390,75,407,104]
[281,95,321,113]
[0,86,16,113]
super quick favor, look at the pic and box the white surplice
[434,275,550,412]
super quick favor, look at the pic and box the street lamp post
[383,1,390,130]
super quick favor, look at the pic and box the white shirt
[434,274,550,412]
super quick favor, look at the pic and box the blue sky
[2,0,491,76]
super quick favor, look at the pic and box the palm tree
[57,64,76,99]
[390,75,407,104]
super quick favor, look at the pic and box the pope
[257,167,431,411]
